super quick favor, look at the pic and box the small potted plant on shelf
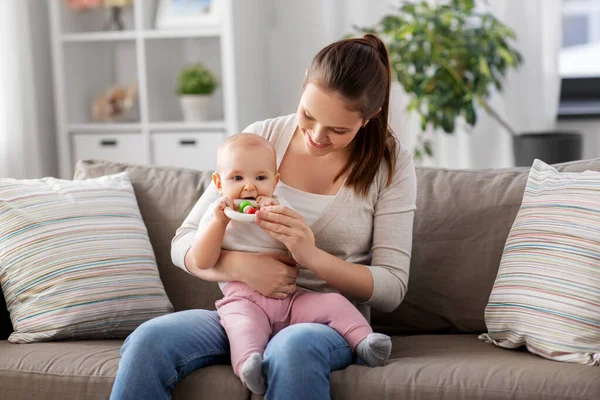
[354,0,581,166]
[177,64,217,122]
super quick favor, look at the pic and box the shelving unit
[49,0,271,178]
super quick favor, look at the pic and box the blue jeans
[109,309,355,400]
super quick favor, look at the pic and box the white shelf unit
[49,0,271,179]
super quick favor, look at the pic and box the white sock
[240,353,266,394]
[356,333,392,367]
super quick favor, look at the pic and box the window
[559,0,600,118]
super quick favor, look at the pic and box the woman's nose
[313,124,328,142]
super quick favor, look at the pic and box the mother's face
[297,83,365,157]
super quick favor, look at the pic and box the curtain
[0,0,56,179]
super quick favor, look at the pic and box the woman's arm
[303,250,374,302]
[361,148,416,312]
[171,182,299,297]
[185,250,299,299]
[256,147,417,311]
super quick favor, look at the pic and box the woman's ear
[212,172,223,193]
[363,107,382,127]
[369,107,382,119]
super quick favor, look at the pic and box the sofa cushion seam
[0,367,116,380]
[339,380,596,399]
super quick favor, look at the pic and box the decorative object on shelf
[103,0,134,31]
[92,81,138,122]
[353,0,522,161]
[155,0,221,30]
[64,0,134,30]
[177,64,217,121]
[64,0,102,11]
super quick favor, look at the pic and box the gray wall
[557,119,600,160]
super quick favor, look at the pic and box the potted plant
[355,0,581,166]
[177,64,217,122]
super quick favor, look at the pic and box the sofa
[0,158,599,400]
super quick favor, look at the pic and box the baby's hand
[256,196,279,208]
[214,197,235,224]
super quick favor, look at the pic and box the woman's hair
[305,33,398,197]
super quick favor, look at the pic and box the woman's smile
[303,128,330,149]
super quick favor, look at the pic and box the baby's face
[216,145,278,200]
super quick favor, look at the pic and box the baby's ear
[274,173,280,187]
[212,172,223,193]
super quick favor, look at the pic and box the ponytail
[306,34,397,197]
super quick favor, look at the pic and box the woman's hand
[255,205,317,267]
[234,251,300,299]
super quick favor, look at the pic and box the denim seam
[164,349,227,389]
[328,344,351,364]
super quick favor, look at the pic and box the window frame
[559,1,600,119]
[558,77,600,119]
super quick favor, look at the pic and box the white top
[197,187,334,291]
[277,180,335,227]
[172,114,417,319]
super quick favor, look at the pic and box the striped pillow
[0,172,173,343]
[479,159,600,365]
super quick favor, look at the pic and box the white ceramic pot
[179,95,212,121]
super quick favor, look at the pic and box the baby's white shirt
[196,185,334,292]
[196,190,290,291]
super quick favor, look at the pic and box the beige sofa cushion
[0,340,248,400]
[70,158,600,337]
[73,160,222,314]
[3,336,597,400]
[322,335,600,400]
[372,158,600,335]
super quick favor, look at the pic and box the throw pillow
[0,172,173,343]
[479,159,600,365]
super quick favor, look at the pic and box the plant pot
[512,131,582,167]
[179,95,212,122]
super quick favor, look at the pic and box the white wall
[28,0,57,177]
[266,0,401,115]
[263,0,600,167]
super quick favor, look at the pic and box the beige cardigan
[171,114,417,319]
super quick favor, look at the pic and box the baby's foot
[240,353,266,394]
[356,333,392,367]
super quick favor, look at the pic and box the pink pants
[216,281,373,377]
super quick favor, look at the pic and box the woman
[110,33,417,400]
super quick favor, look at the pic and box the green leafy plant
[355,0,523,160]
[177,64,217,96]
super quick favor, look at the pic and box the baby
[194,133,391,394]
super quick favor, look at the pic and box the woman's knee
[264,323,345,367]
[121,309,220,359]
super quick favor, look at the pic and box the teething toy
[238,200,257,214]
[224,199,259,223]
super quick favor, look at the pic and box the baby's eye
[233,176,243,181]
[256,175,267,181]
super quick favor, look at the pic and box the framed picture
[155,0,221,30]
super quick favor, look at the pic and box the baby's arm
[191,197,234,270]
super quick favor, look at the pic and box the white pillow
[479,159,600,365]
[0,172,173,343]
